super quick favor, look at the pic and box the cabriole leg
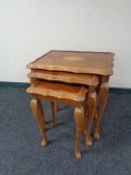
[94,76,109,139]
[74,106,84,159]
[30,96,48,146]
[86,87,97,146]
[50,102,56,128]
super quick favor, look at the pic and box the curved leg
[74,106,84,160]
[94,76,109,139]
[56,103,59,112]
[83,102,88,136]
[94,111,98,120]
[94,80,101,120]
[94,83,101,120]
[50,102,56,128]
[86,87,97,146]
[30,96,48,146]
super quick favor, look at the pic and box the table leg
[94,82,101,120]
[83,102,88,135]
[30,95,48,146]
[50,102,56,128]
[56,103,59,112]
[86,87,97,146]
[94,76,109,139]
[74,106,84,160]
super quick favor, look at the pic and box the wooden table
[27,50,114,140]
[27,80,91,159]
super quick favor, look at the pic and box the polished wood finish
[30,95,48,146]
[27,50,114,159]
[50,102,56,128]
[28,70,99,138]
[86,86,97,146]
[27,81,88,103]
[55,103,59,112]
[27,81,89,159]
[94,76,109,139]
[74,106,84,159]
[27,50,114,75]
[28,69,98,86]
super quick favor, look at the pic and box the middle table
[27,69,99,146]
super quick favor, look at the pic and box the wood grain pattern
[27,50,114,75]
[94,76,109,139]
[26,81,88,102]
[30,95,48,146]
[85,87,97,146]
[74,106,84,159]
[26,50,115,159]
[28,69,99,86]
[27,81,89,160]
[50,102,56,128]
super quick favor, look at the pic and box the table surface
[28,69,99,86]
[27,50,114,75]
[27,80,88,102]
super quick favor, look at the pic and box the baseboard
[0,81,131,94]
[109,87,131,94]
[0,81,29,88]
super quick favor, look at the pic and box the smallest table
[27,80,88,159]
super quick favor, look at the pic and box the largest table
[27,50,114,139]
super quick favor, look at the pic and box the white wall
[0,0,131,88]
